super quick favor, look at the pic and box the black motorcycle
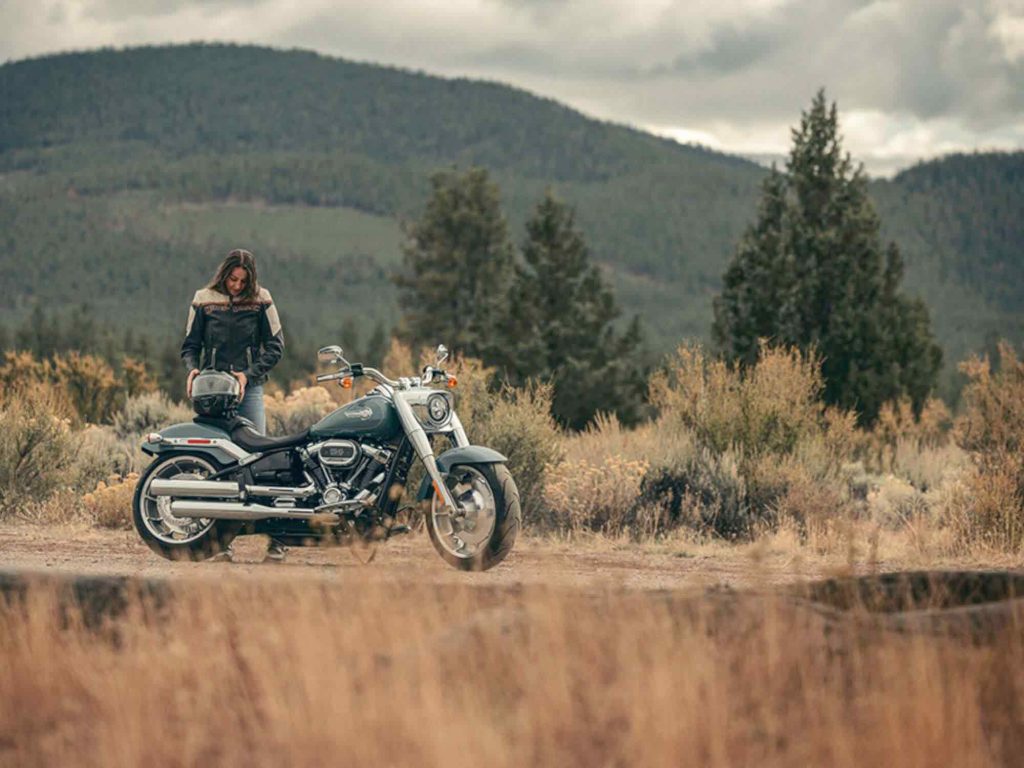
[132,345,520,571]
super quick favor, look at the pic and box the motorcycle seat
[229,423,311,452]
[193,415,309,452]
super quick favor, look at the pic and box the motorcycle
[132,344,520,571]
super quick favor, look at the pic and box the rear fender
[141,421,247,466]
[415,445,508,501]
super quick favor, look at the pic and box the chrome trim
[151,436,251,462]
[449,412,470,447]
[314,439,361,468]
[171,500,338,522]
[393,389,459,511]
[149,478,317,500]
[149,479,239,498]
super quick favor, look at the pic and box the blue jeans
[237,384,266,435]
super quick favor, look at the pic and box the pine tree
[394,167,515,360]
[365,320,389,368]
[506,190,646,429]
[712,90,942,423]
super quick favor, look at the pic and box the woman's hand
[186,369,199,398]
[232,372,248,398]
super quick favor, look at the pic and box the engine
[310,440,394,502]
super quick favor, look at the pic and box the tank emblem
[349,407,374,420]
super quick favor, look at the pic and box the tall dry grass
[0,579,1021,767]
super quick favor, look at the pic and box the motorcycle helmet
[191,370,241,418]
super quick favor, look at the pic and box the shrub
[865,474,928,531]
[651,344,827,458]
[0,350,50,391]
[945,455,1024,553]
[1,351,160,425]
[50,352,123,424]
[16,489,88,526]
[73,425,146,490]
[949,343,1024,552]
[543,456,649,534]
[640,344,857,540]
[82,473,139,529]
[471,381,563,522]
[874,397,952,446]
[638,448,758,540]
[121,356,159,398]
[265,386,337,435]
[0,385,79,514]
[956,343,1024,456]
[888,438,969,494]
[113,392,193,439]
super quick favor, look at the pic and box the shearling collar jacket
[180,287,285,387]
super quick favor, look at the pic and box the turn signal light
[446,376,458,388]
[340,377,353,389]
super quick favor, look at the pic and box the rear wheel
[132,453,241,561]
[426,463,520,571]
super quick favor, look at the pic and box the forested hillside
[1,44,1021,393]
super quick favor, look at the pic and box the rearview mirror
[318,345,343,364]
[435,344,449,366]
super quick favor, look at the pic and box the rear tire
[426,463,520,571]
[132,453,241,562]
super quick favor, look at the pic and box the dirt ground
[0,522,917,592]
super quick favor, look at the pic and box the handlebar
[316,364,449,390]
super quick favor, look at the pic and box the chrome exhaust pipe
[150,479,239,498]
[149,479,317,499]
[170,500,338,523]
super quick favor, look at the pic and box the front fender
[141,421,241,466]
[415,445,508,501]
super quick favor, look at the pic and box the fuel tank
[309,395,402,441]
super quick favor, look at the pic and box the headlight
[427,393,451,424]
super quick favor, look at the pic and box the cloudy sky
[3,0,1023,175]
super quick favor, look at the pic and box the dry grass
[81,473,139,529]
[1,577,1022,767]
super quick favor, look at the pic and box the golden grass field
[1,526,1023,768]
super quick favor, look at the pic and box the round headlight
[427,393,450,423]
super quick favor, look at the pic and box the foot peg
[386,524,411,539]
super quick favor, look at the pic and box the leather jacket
[181,287,285,387]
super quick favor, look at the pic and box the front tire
[426,463,520,571]
[132,453,241,561]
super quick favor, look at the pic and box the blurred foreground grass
[1,574,1022,767]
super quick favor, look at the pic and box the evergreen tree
[15,304,57,357]
[712,91,942,423]
[365,320,389,368]
[337,316,361,359]
[394,168,515,360]
[505,190,646,429]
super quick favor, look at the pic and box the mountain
[1,44,1021,392]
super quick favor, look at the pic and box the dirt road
[0,523,851,591]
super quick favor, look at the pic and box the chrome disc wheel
[430,466,497,559]
[139,456,218,545]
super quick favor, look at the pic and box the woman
[181,248,287,563]
[181,248,284,434]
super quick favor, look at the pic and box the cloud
[1,0,1021,173]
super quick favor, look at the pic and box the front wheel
[426,463,521,571]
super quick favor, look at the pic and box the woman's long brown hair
[207,249,260,302]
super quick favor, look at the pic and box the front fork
[392,395,460,511]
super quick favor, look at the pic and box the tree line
[0,90,963,427]
[397,92,942,427]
